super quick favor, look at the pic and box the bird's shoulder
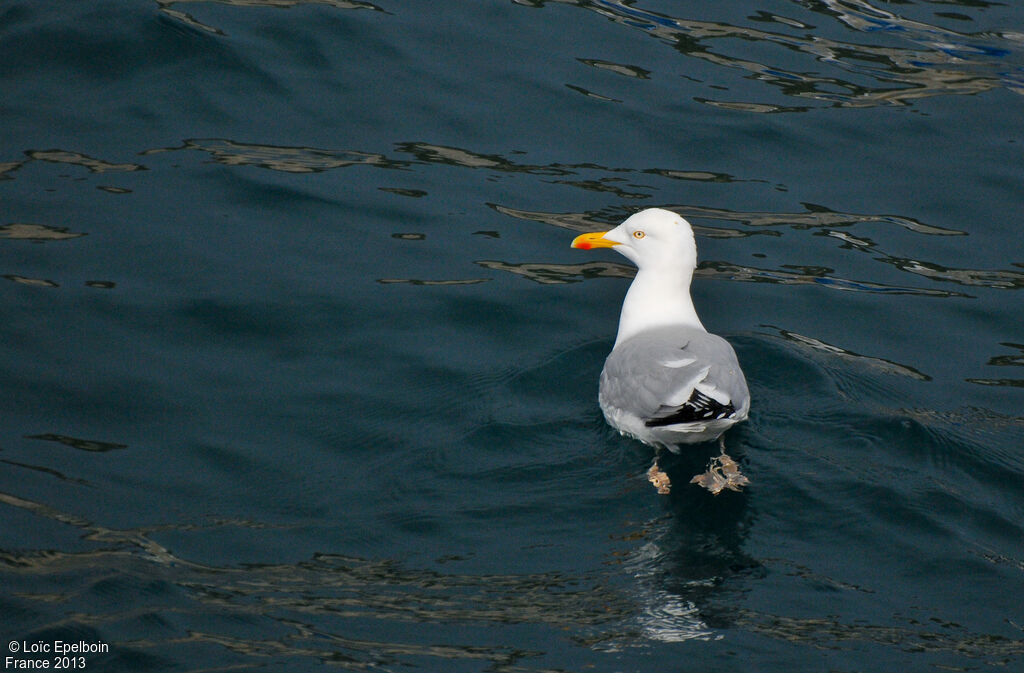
[599,325,747,416]
[604,325,737,372]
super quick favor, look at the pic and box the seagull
[571,208,750,493]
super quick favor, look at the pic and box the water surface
[2,0,1022,671]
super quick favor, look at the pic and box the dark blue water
[2,1,1023,671]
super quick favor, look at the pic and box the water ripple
[553,0,1024,108]
[768,326,931,380]
[25,149,146,174]
[142,138,402,173]
[0,490,637,671]
[6,139,1014,301]
[475,257,966,297]
[0,224,86,242]
[156,0,386,35]
[488,204,1024,295]
[736,609,1024,663]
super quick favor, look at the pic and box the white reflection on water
[576,0,1024,108]
[153,0,1024,112]
[619,537,718,644]
[156,0,385,35]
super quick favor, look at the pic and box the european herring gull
[571,208,750,493]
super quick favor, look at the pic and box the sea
[1,1,1022,671]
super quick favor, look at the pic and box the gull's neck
[614,266,704,347]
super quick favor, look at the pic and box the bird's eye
[632,230,646,239]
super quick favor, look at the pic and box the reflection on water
[612,540,718,644]
[0,488,634,670]
[142,139,400,173]
[1,276,115,290]
[380,187,427,198]
[23,441,1010,667]
[0,477,773,660]
[161,0,380,6]
[137,139,761,187]
[0,460,91,486]
[969,378,1024,388]
[971,342,1024,387]
[596,485,761,647]
[153,0,1024,114]
[885,256,1024,290]
[579,58,650,80]
[377,277,490,286]
[1,218,110,290]
[557,0,1024,109]
[4,140,1018,300]
[470,256,965,298]
[0,162,24,179]
[700,260,965,296]
[669,203,965,237]
[25,150,145,174]
[26,433,128,452]
[495,202,961,237]
[156,0,384,35]
[2,0,1022,671]
[7,448,988,670]
[492,203,964,237]
[986,342,1024,368]
[770,326,931,380]
[491,204,1024,295]
[15,136,1014,298]
[2,275,58,288]
[19,138,997,299]
[736,608,1024,663]
[0,224,86,241]
[476,260,632,285]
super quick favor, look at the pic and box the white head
[571,208,705,341]
[571,208,698,273]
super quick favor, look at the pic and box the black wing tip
[643,390,736,427]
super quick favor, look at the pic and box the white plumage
[571,208,750,452]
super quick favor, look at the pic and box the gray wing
[599,325,749,426]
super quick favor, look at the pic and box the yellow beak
[570,231,619,250]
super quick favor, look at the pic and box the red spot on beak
[571,231,616,250]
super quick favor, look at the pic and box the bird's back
[598,325,749,450]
